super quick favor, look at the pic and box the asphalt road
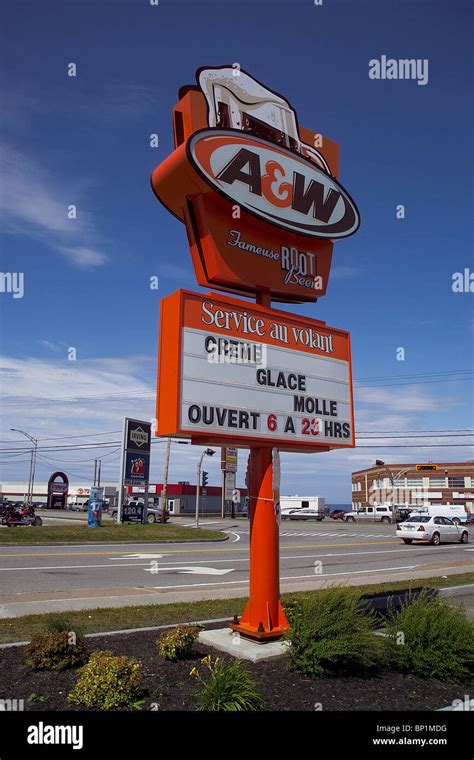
[0,518,472,617]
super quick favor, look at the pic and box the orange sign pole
[229,289,288,640]
[231,445,288,640]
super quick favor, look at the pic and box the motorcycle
[0,504,43,527]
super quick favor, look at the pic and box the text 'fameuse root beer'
[151,66,360,303]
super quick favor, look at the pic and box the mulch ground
[0,626,472,712]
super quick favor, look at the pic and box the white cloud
[355,385,460,413]
[330,265,362,279]
[37,339,64,353]
[57,246,108,269]
[0,143,108,269]
[0,355,472,501]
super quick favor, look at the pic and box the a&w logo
[188,130,359,239]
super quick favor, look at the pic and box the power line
[0,431,472,455]
[356,378,474,388]
[355,444,474,448]
[35,447,121,464]
[357,428,474,433]
[2,367,474,408]
[0,438,176,454]
[355,433,473,439]
[355,369,474,381]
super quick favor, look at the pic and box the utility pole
[159,437,171,522]
[116,418,126,524]
[97,460,101,488]
[11,429,37,505]
[93,460,97,486]
[221,470,226,519]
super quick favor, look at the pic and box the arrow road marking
[144,566,234,576]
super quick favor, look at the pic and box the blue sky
[0,0,473,501]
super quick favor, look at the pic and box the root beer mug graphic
[151,66,360,303]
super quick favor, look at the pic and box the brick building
[351,461,474,515]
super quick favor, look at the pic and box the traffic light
[416,464,438,472]
[202,471,208,487]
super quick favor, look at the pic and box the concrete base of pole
[197,627,289,662]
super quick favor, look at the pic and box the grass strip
[0,572,472,645]
[0,524,225,545]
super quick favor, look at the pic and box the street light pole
[11,429,38,505]
[195,448,215,529]
[375,460,411,523]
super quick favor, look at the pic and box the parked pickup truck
[344,506,393,523]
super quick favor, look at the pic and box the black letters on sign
[292,173,340,223]
[216,148,262,195]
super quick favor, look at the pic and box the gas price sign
[157,289,354,453]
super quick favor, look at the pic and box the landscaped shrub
[190,655,264,711]
[45,614,75,633]
[286,587,379,676]
[384,591,474,682]
[25,630,88,671]
[68,650,144,710]
[156,625,199,661]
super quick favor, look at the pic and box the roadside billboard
[117,418,152,523]
[157,289,354,452]
[124,451,150,486]
[221,446,238,472]
[47,471,69,510]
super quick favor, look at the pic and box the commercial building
[351,461,474,515]
[0,482,118,507]
[128,482,248,515]
[0,481,247,515]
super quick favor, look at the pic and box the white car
[396,515,469,545]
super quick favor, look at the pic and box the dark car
[395,508,412,524]
[330,510,347,520]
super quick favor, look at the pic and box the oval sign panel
[188,129,360,240]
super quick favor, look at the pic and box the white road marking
[0,544,462,573]
[109,553,164,560]
[150,564,419,590]
[225,531,241,543]
[144,566,233,576]
[279,531,395,539]
[0,562,163,571]
[280,565,417,579]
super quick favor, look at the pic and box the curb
[437,697,474,711]
[0,536,229,548]
[0,616,234,650]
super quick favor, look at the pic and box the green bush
[45,615,75,633]
[191,655,264,711]
[384,591,474,682]
[157,625,199,661]
[69,650,143,710]
[286,587,379,676]
[25,630,88,671]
